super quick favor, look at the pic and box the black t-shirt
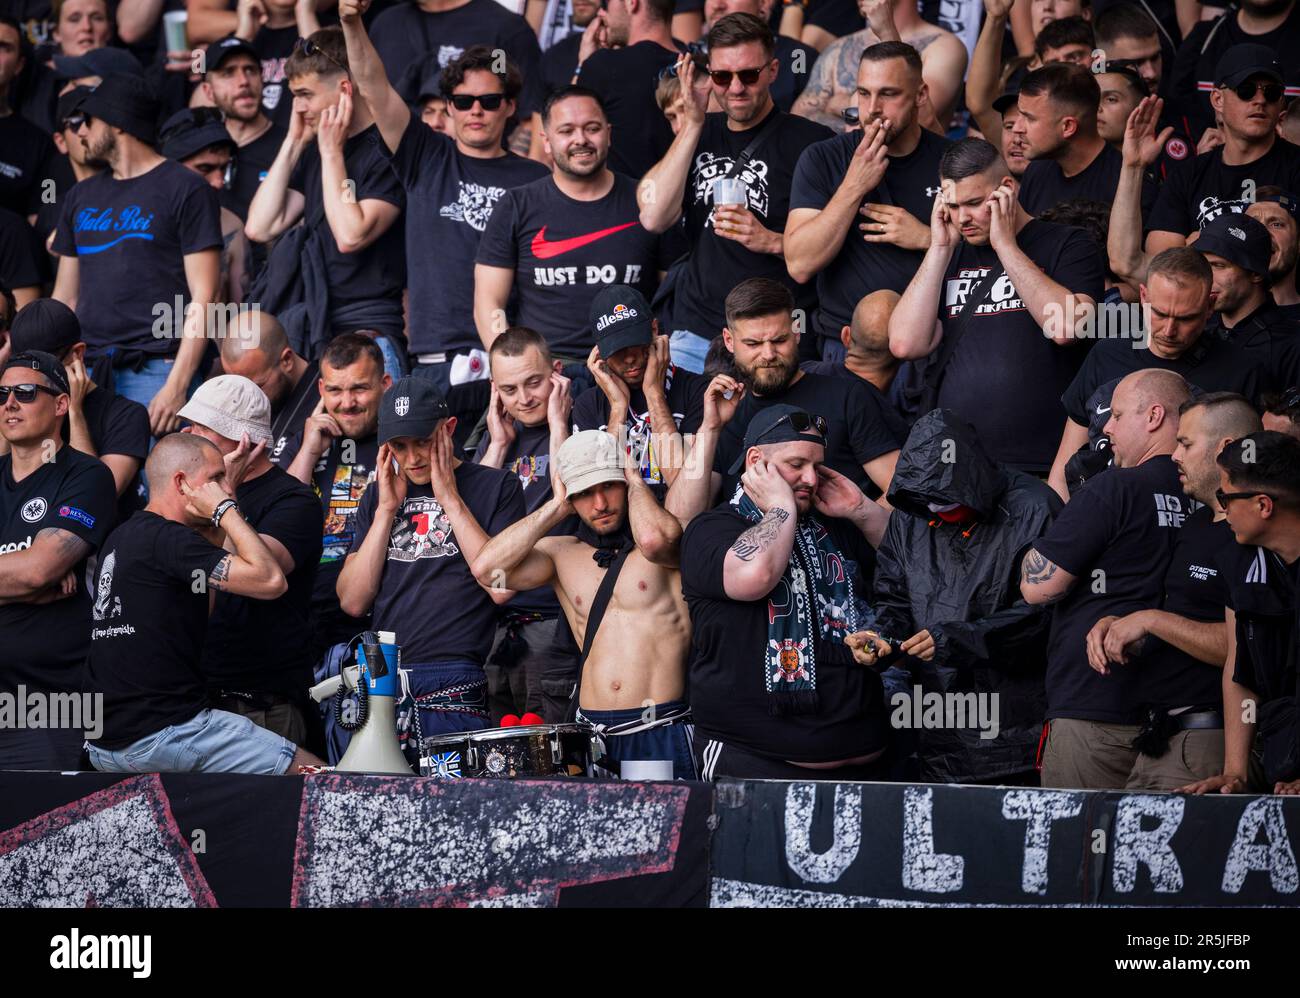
[84,511,228,749]
[251,24,299,132]
[0,112,55,216]
[268,361,320,466]
[0,206,43,291]
[681,506,888,762]
[712,370,900,499]
[578,40,681,181]
[1209,300,1300,391]
[348,462,525,666]
[571,365,707,486]
[475,173,665,354]
[51,160,223,356]
[273,431,379,643]
[388,118,549,354]
[672,109,833,338]
[289,125,405,308]
[799,359,912,440]
[0,447,115,694]
[370,0,544,113]
[67,386,151,526]
[1033,455,1189,723]
[1062,334,1270,427]
[223,121,287,221]
[1138,505,1235,712]
[201,466,323,694]
[1147,140,1300,238]
[540,30,582,97]
[771,35,817,114]
[790,126,951,342]
[473,418,567,617]
[1019,143,1157,219]
[1169,6,1300,142]
[935,220,1103,472]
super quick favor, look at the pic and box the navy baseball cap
[3,350,71,395]
[727,404,827,475]
[1196,212,1272,277]
[589,285,654,357]
[378,377,450,445]
[993,90,1019,114]
[1257,189,1299,215]
[1214,44,1283,89]
[54,46,144,81]
[204,36,259,75]
[76,74,161,145]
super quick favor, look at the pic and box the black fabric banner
[710,780,1300,907]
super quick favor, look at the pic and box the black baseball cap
[8,299,82,356]
[992,90,1019,114]
[1257,188,1299,215]
[1214,43,1283,89]
[589,285,654,357]
[160,107,235,162]
[1195,211,1272,277]
[727,404,826,475]
[204,36,260,75]
[378,377,450,444]
[53,46,144,81]
[3,350,71,395]
[56,85,94,127]
[76,74,161,145]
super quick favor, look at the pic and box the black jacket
[874,409,1062,783]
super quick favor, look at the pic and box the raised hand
[1122,95,1174,169]
[181,478,232,520]
[930,182,961,251]
[845,119,890,197]
[986,179,1018,256]
[317,89,352,155]
[224,432,267,491]
[811,464,868,521]
[740,455,796,514]
[486,383,517,448]
[702,373,745,430]
[546,370,573,428]
[375,442,407,515]
[587,345,630,411]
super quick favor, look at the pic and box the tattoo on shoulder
[208,555,232,590]
[35,527,91,560]
[730,507,790,562]
[1022,549,1060,587]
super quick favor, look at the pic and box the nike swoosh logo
[531,222,638,260]
[1095,405,1110,416]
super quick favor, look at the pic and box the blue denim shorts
[669,330,710,374]
[86,708,297,775]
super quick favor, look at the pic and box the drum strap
[568,547,634,718]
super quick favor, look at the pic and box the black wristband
[212,499,239,529]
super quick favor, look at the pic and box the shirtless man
[792,0,968,133]
[471,429,695,778]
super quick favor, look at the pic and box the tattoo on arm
[730,508,790,562]
[208,554,232,591]
[35,527,91,564]
[793,45,833,115]
[1021,549,1066,600]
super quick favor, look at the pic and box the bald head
[846,290,900,359]
[220,309,287,366]
[1125,369,1191,417]
[145,432,221,496]
[1106,369,1190,467]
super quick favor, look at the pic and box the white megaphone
[308,630,414,775]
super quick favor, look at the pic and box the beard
[738,352,798,394]
[1270,248,1298,286]
[84,130,115,169]
[553,142,607,178]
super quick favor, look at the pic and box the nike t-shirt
[475,173,665,354]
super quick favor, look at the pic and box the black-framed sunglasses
[769,412,828,439]
[1216,488,1275,508]
[0,383,63,404]
[448,93,505,112]
[709,66,765,88]
[63,112,88,131]
[293,36,349,77]
[1279,384,1300,410]
[1231,80,1284,103]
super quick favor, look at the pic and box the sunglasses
[1216,488,1276,508]
[448,93,505,112]
[766,412,828,440]
[0,383,63,404]
[1230,80,1284,103]
[293,37,349,77]
[708,66,766,88]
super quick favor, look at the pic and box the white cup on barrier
[620,759,675,781]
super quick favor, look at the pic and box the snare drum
[421,723,599,779]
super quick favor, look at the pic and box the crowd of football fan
[0,0,1298,791]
